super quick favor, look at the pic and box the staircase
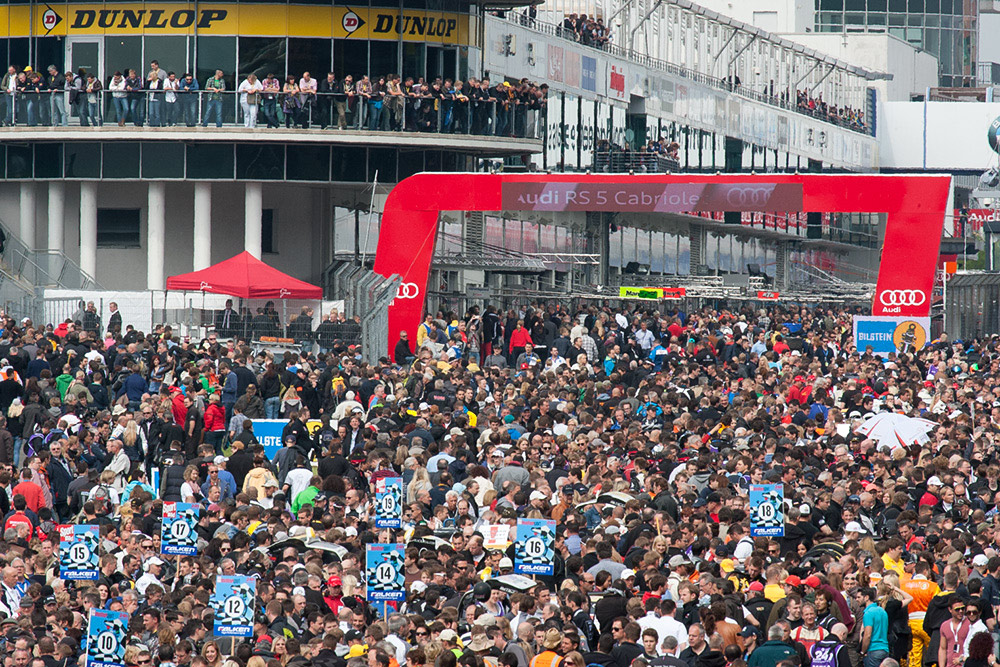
[0,217,101,323]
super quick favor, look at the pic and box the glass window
[819,0,844,8]
[9,39,28,70]
[287,145,330,180]
[888,0,905,10]
[144,36,188,77]
[369,42,398,78]
[65,143,101,178]
[106,36,142,80]
[195,36,237,89]
[332,147,366,181]
[35,37,64,75]
[402,43,425,81]
[869,0,887,9]
[237,144,285,179]
[141,142,185,179]
[425,151,442,171]
[186,144,234,179]
[262,210,276,253]
[97,209,141,248]
[288,38,332,80]
[368,147,396,182]
[102,143,139,179]
[334,39,368,79]
[34,144,63,179]
[239,38,286,80]
[397,150,424,180]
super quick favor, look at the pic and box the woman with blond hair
[201,641,223,667]
[878,572,914,663]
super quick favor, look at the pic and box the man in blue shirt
[859,587,890,667]
[649,338,669,371]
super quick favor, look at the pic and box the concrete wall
[878,100,1000,170]
[693,0,814,33]
[0,181,338,292]
[784,33,939,102]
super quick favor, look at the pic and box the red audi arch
[373,173,952,348]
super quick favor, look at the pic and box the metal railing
[500,11,872,136]
[593,150,680,173]
[0,89,545,139]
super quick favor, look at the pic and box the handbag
[246,92,259,105]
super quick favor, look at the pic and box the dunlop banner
[8,4,473,44]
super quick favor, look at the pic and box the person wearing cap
[135,556,164,595]
[530,628,564,667]
[920,476,944,509]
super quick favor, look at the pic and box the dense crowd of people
[0,62,548,137]
[0,298,993,667]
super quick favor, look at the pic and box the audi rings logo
[396,283,420,299]
[724,186,774,207]
[879,290,926,307]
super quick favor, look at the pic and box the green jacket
[747,641,796,667]
[56,373,74,399]
[292,485,320,514]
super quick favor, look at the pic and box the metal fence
[325,263,400,361]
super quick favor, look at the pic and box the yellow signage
[619,286,662,300]
[4,4,473,45]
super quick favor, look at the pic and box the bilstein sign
[15,4,471,44]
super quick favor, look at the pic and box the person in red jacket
[203,393,226,455]
[508,320,533,357]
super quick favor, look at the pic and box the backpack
[4,511,31,535]
[23,432,44,457]
[90,484,113,516]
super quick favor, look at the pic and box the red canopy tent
[165,251,323,299]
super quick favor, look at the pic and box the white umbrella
[855,413,936,451]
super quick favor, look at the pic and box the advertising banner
[514,518,555,575]
[750,484,784,537]
[501,182,803,213]
[853,316,930,357]
[367,544,406,602]
[374,477,403,529]
[161,502,199,555]
[212,575,256,637]
[60,525,100,580]
[86,610,130,667]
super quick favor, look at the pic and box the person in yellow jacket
[415,314,436,347]
[903,560,940,667]
[530,629,564,667]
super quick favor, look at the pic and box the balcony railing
[499,11,873,136]
[593,150,680,173]
[0,89,546,139]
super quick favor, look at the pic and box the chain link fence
[324,263,400,362]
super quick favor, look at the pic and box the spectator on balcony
[368,74,385,131]
[562,13,577,39]
[332,74,353,130]
[162,72,179,126]
[386,73,404,131]
[495,80,513,137]
[84,73,102,126]
[109,71,128,127]
[402,76,418,131]
[317,72,336,129]
[2,65,16,125]
[281,76,301,129]
[355,74,372,130]
[238,73,263,129]
[472,77,495,135]
[202,69,226,128]
[125,68,144,126]
[146,71,164,127]
[46,66,66,127]
[148,60,166,83]
[416,79,440,132]
[67,71,84,127]
[179,73,198,126]
[298,71,317,129]
[261,73,281,129]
